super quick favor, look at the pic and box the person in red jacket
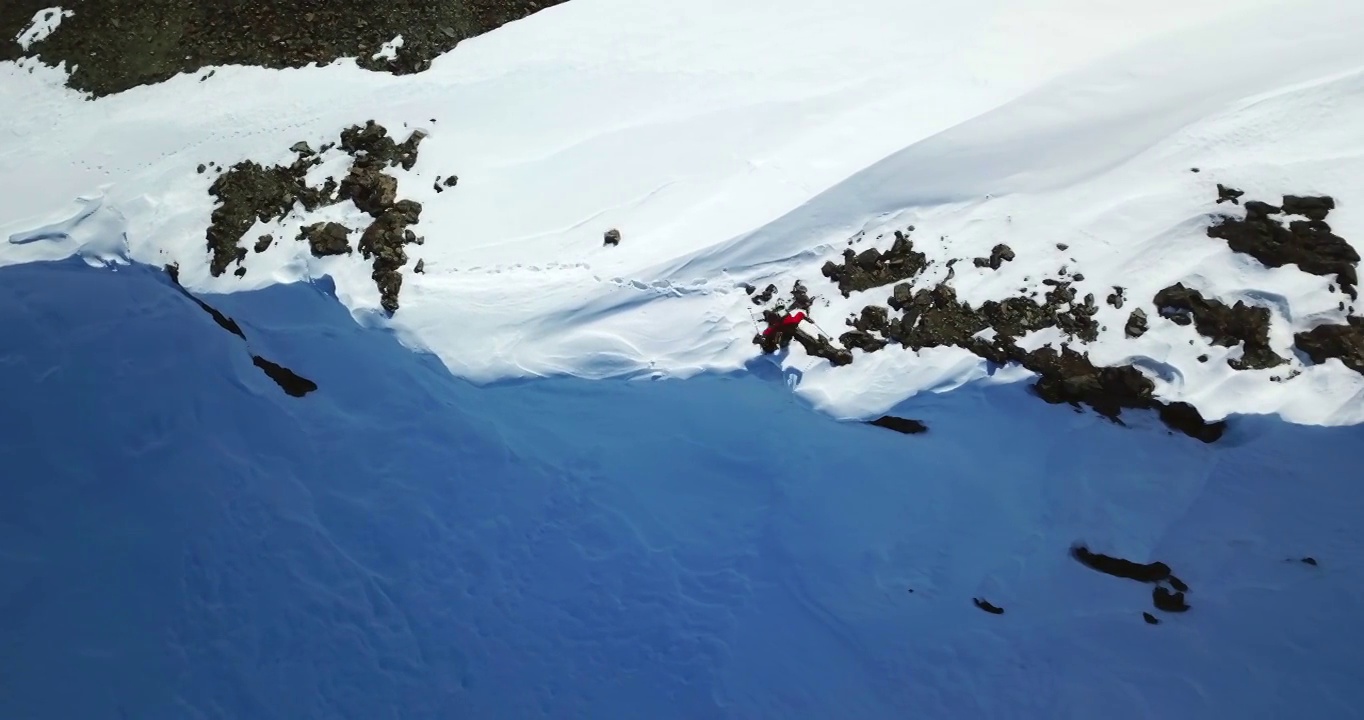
[757,310,807,352]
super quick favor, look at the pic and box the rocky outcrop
[604,228,621,246]
[300,222,353,257]
[1295,317,1364,375]
[973,243,1015,270]
[206,155,336,276]
[0,0,566,98]
[1070,544,1194,617]
[203,121,433,314]
[1206,192,1359,298]
[1152,283,1285,370]
[821,228,927,297]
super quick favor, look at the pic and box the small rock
[414,259,425,274]
[290,141,314,155]
[604,228,622,246]
[196,164,206,174]
[1073,273,1085,282]
[300,222,352,257]
[867,416,928,435]
[1197,354,1209,363]
[1153,586,1190,613]
[1107,286,1125,309]
[1301,556,1319,566]
[254,234,273,252]
[1143,612,1160,625]
[1056,243,1069,251]
[443,175,458,188]
[1190,167,1200,173]
[973,598,1004,615]
[233,266,246,278]
[1215,183,1245,205]
[1126,308,1149,338]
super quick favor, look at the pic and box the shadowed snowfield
[2,259,1361,718]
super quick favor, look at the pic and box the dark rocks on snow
[234,266,247,278]
[973,598,1004,615]
[444,175,459,188]
[752,308,852,367]
[821,228,927,297]
[300,222,353,257]
[166,264,245,339]
[339,165,399,216]
[1143,612,1161,625]
[1301,556,1319,566]
[196,163,206,174]
[253,234,273,252]
[1152,283,1285,370]
[1206,192,1359,298]
[1294,317,1364,375]
[205,155,335,276]
[973,243,1015,270]
[1153,586,1191,613]
[751,284,777,305]
[339,121,426,171]
[414,259,425,274]
[1070,545,1172,583]
[1107,286,1125,309]
[1216,183,1245,205]
[867,416,928,435]
[252,355,318,397]
[1125,309,1149,338]
[604,228,621,246]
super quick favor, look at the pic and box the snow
[4,0,1364,426]
[2,257,1363,719]
[14,7,72,51]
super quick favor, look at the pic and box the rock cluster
[1071,545,1191,619]
[1206,190,1357,298]
[205,120,434,314]
[1152,283,1285,370]
[0,0,565,98]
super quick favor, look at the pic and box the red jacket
[762,311,806,336]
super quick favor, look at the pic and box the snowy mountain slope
[5,0,1364,428]
[2,257,1362,719]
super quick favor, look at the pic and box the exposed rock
[751,284,777,305]
[1207,192,1358,298]
[790,280,814,311]
[414,259,425,274]
[1301,557,1319,566]
[233,266,246,278]
[973,243,1015,270]
[205,155,334,276]
[1282,195,1334,221]
[1107,286,1125,309]
[338,165,399,216]
[1216,183,1244,205]
[1125,309,1149,338]
[253,234,273,253]
[339,121,426,171]
[867,416,928,435]
[1070,545,1172,583]
[252,356,318,397]
[300,222,353,257]
[604,228,621,246]
[1168,576,1189,593]
[289,141,314,155]
[1152,283,1285,370]
[973,598,1004,615]
[196,163,206,174]
[1056,243,1069,251]
[1295,317,1364,375]
[443,175,459,188]
[1143,612,1161,625]
[821,228,927,297]
[1153,586,1191,613]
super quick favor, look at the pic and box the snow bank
[2,258,1362,719]
[2,0,1363,426]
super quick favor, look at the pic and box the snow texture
[3,0,1363,425]
[2,258,1362,719]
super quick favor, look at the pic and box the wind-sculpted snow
[3,259,1364,719]
[4,0,1364,428]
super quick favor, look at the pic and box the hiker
[756,309,808,352]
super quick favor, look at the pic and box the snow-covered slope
[3,257,1362,719]
[4,0,1364,426]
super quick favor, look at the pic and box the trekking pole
[804,316,834,339]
